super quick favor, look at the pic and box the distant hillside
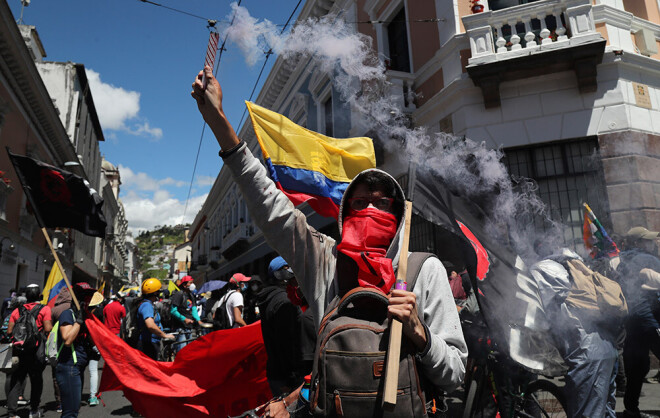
[136,224,189,281]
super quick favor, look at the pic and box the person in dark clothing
[257,256,303,397]
[55,283,102,418]
[243,276,263,324]
[170,276,202,353]
[204,289,222,322]
[618,227,660,418]
[6,285,51,418]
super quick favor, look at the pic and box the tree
[144,269,168,281]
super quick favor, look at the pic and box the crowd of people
[0,66,658,418]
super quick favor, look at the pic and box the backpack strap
[56,311,77,364]
[221,291,236,308]
[404,252,437,291]
[29,304,44,323]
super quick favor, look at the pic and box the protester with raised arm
[192,66,466,416]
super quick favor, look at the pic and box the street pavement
[0,360,133,417]
[1,362,659,417]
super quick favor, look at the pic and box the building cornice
[74,63,105,142]
[412,76,477,127]
[592,4,634,28]
[593,4,660,38]
[0,2,79,166]
[414,33,470,87]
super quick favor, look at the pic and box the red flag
[456,221,490,281]
[87,316,271,417]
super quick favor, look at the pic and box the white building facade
[191,0,660,281]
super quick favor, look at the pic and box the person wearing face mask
[257,257,304,397]
[170,275,203,353]
[214,274,250,329]
[192,67,467,417]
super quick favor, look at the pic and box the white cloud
[116,165,208,234]
[119,165,187,191]
[122,191,207,235]
[86,69,163,140]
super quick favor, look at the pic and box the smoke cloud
[220,3,565,261]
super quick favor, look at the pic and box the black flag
[410,171,567,376]
[7,150,107,238]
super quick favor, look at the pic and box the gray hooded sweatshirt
[222,141,467,391]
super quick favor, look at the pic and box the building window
[502,138,610,248]
[324,96,334,137]
[386,7,410,72]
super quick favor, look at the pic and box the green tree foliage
[144,269,168,281]
[136,224,190,277]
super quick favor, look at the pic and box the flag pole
[40,228,80,310]
[383,200,413,408]
[383,162,416,408]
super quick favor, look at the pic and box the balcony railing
[463,0,600,63]
[387,71,416,114]
[220,223,252,254]
[462,0,605,107]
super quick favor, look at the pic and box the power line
[135,1,444,25]
[137,0,210,22]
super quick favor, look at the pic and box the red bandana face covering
[337,207,398,294]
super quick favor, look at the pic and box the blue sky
[9,0,302,234]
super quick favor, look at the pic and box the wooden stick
[383,200,413,408]
[41,227,80,310]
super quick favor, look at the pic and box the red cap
[229,273,251,284]
[180,275,194,284]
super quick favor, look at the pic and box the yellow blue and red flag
[246,101,376,219]
[583,203,619,259]
[42,262,66,307]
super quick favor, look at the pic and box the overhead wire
[149,0,441,221]
[135,1,444,25]
[137,0,209,21]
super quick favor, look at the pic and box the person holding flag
[191,67,466,415]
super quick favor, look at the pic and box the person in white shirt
[215,274,250,328]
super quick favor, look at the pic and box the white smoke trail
[221,3,564,260]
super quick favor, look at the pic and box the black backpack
[213,290,236,331]
[310,253,435,417]
[13,304,44,355]
[154,299,173,330]
[121,298,143,348]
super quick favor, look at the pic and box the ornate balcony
[221,223,252,261]
[463,0,605,107]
